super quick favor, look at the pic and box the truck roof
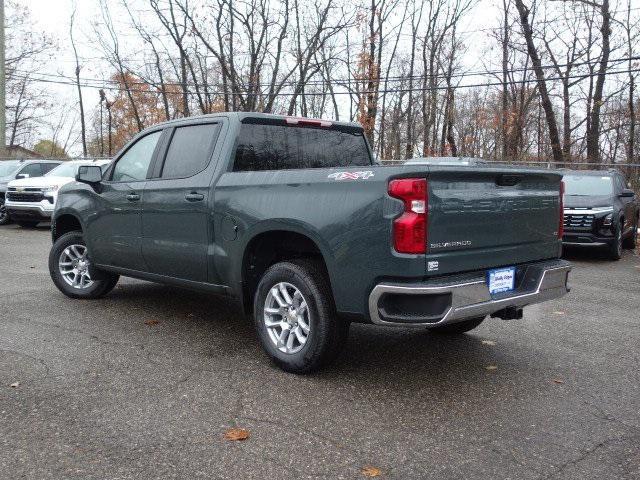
[150,112,363,131]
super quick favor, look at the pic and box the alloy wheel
[263,282,311,354]
[58,244,94,289]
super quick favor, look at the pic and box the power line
[10,66,640,97]
[11,54,640,92]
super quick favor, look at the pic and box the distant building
[2,145,44,159]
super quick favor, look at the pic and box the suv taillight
[558,181,565,239]
[388,178,427,254]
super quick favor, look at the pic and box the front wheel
[428,316,486,334]
[253,260,349,374]
[0,199,11,225]
[49,231,119,299]
[608,223,623,260]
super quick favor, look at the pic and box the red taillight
[558,180,565,239]
[388,178,427,254]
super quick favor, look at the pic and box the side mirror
[620,189,635,198]
[16,173,29,179]
[76,165,103,185]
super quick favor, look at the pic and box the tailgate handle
[496,174,523,187]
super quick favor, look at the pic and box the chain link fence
[379,159,640,191]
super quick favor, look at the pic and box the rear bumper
[368,259,571,327]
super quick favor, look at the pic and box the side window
[233,123,371,172]
[161,123,220,179]
[18,163,43,178]
[41,163,59,174]
[111,131,162,182]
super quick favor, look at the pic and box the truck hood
[8,176,75,189]
[564,194,613,209]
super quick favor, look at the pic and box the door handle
[126,193,140,202]
[185,192,204,202]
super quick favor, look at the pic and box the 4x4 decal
[328,171,375,181]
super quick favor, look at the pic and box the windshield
[0,160,20,177]
[563,175,613,196]
[45,162,107,178]
[46,162,79,178]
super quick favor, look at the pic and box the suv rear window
[161,123,220,178]
[233,123,371,172]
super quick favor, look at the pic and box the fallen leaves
[9,382,20,388]
[481,340,496,346]
[361,466,382,477]
[485,365,498,371]
[144,319,160,326]
[552,379,565,384]
[223,428,250,441]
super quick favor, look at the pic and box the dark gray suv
[0,159,62,225]
[562,169,639,259]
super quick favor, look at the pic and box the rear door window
[160,123,220,179]
[233,123,371,172]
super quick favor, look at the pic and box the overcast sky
[21,0,501,155]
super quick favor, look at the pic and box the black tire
[428,316,486,334]
[608,222,623,260]
[17,221,39,228]
[253,260,349,374]
[622,217,638,249]
[0,199,11,225]
[49,231,119,299]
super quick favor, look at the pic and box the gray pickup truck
[48,113,571,373]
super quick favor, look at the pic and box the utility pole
[0,0,6,156]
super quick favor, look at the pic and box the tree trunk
[514,0,563,163]
[585,0,610,164]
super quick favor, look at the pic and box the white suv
[5,160,111,227]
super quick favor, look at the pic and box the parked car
[5,159,111,228]
[48,113,571,373]
[0,159,62,225]
[562,169,638,259]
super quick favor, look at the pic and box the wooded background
[5,0,640,167]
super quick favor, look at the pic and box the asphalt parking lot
[1,225,639,480]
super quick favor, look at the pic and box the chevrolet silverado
[48,113,571,373]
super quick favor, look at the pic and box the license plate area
[487,267,516,296]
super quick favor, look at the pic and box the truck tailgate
[426,167,562,275]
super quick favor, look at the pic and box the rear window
[233,123,371,172]
[41,163,59,174]
[161,123,220,178]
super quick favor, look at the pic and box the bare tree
[514,0,563,162]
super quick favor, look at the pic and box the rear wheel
[608,222,623,260]
[17,221,39,228]
[622,216,638,249]
[428,316,486,334]
[253,260,349,374]
[49,231,119,299]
